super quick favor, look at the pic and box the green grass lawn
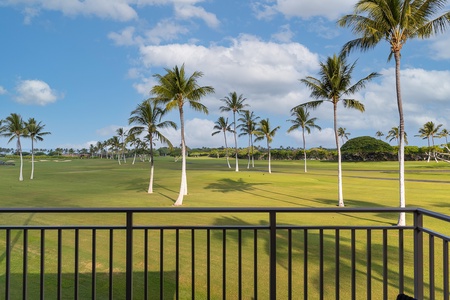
[0,157,449,299]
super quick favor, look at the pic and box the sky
[1,0,450,152]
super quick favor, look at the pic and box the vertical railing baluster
[74,229,79,300]
[335,229,340,300]
[175,229,179,300]
[143,229,148,300]
[57,229,62,300]
[40,229,45,300]
[414,210,424,300]
[238,229,242,300]
[222,229,226,300]
[207,229,211,300]
[367,229,372,300]
[287,229,292,300]
[399,229,404,294]
[319,229,324,300]
[126,211,133,300]
[92,229,96,300]
[429,235,435,299]
[254,229,258,300]
[383,229,388,300]
[161,229,165,300]
[269,211,277,300]
[5,229,10,300]
[304,228,308,300]
[443,240,449,300]
[351,229,356,300]
[23,229,28,300]
[191,229,195,299]
[109,229,114,300]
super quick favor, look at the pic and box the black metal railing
[0,207,449,299]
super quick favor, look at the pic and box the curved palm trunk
[18,138,23,181]
[223,131,231,168]
[30,139,35,179]
[174,107,187,206]
[251,134,255,167]
[247,135,251,169]
[302,128,307,173]
[395,51,406,226]
[334,103,344,207]
[233,112,239,172]
[426,138,431,163]
[148,139,154,194]
[267,141,272,174]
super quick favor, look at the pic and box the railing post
[413,210,423,300]
[269,211,277,300]
[126,211,133,300]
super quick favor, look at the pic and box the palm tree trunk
[30,139,35,180]
[233,112,239,172]
[247,135,251,169]
[18,138,23,181]
[251,135,255,167]
[224,131,231,168]
[302,128,307,173]
[267,141,272,174]
[334,103,344,207]
[148,142,154,194]
[174,107,187,206]
[395,51,406,226]
[427,138,431,163]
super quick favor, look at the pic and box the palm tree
[129,99,177,193]
[237,110,260,168]
[416,121,442,162]
[151,64,214,206]
[375,131,384,139]
[116,127,127,163]
[337,127,351,145]
[220,92,249,172]
[0,113,27,181]
[211,117,234,168]
[287,107,321,173]
[439,128,449,145]
[25,118,50,179]
[254,118,280,174]
[109,136,121,164]
[386,126,408,145]
[338,0,450,225]
[297,53,379,207]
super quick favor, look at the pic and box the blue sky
[1,0,450,152]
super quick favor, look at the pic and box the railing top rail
[0,207,422,213]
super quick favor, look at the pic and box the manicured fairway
[0,157,449,299]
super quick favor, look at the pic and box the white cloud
[254,0,355,20]
[144,19,190,44]
[271,24,294,43]
[428,33,450,60]
[138,35,320,116]
[0,86,7,95]
[15,79,61,106]
[174,3,219,28]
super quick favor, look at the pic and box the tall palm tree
[25,118,50,179]
[238,110,260,168]
[109,136,121,164]
[375,131,384,139]
[151,64,214,206]
[254,118,280,174]
[129,99,176,194]
[211,117,234,168]
[439,128,449,145]
[287,107,321,173]
[416,121,442,162]
[337,127,351,145]
[297,53,379,207]
[116,127,127,163]
[339,0,450,225]
[0,113,27,181]
[220,92,249,172]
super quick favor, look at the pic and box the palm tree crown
[0,113,27,181]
